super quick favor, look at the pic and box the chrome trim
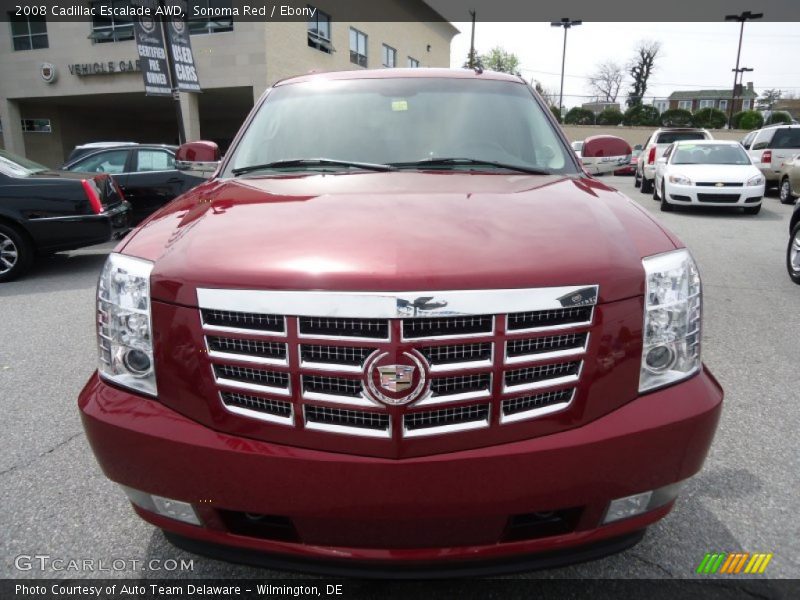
[297,331,391,342]
[402,406,491,438]
[205,337,289,367]
[302,390,378,409]
[500,390,575,424]
[502,363,583,394]
[413,388,489,407]
[400,318,495,342]
[302,406,391,439]
[429,358,493,373]
[504,333,590,365]
[196,286,599,319]
[214,377,292,396]
[219,394,294,426]
[201,321,287,338]
[505,308,594,335]
[299,358,364,374]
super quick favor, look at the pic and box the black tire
[634,170,641,188]
[788,223,800,285]
[660,185,673,212]
[779,177,796,205]
[652,179,660,200]
[744,204,761,215]
[0,223,34,283]
[641,177,653,194]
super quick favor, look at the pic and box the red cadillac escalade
[79,69,722,576]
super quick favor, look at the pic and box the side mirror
[580,135,632,175]
[175,141,221,175]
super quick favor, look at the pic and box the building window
[189,0,234,35]
[349,27,367,67]
[89,0,133,42]
[21,118,51,133]
[719,99,728,111]
[10,15,48,51]
[678,100,692,111]
[307,7,332,53]
[742,98,752,110]
[654,100,668,113]
[699,99,714,109]
[381,44,396,68]
[408,57,419,68]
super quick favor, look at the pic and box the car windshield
[772,128,800,149]
[0,149,49,176]
[671,144,751,165]
[656,132,707,144]
[227,77,574,176]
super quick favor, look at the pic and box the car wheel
[788,223,800,285]
[652,179,660,200]
[779,178,796,205]
[0,223,34,283]
[744,204,761,215]
[641,177,653,194]
[634,170,641,188]
[660,187,673,212]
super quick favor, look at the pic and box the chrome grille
[197,285,597,440]
[202,309,284,333]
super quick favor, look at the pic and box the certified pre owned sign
[40,63,57,84]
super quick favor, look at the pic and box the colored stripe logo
[696,552,773,574]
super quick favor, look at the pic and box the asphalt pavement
[0,177,797,583]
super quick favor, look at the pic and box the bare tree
[533,80,559,106]
[588,60,624,103]
[626,41,661,107]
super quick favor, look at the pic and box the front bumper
[79,369,722,570]
[665,183,764,207]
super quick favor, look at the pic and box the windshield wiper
[232,158,394,176]
[390,158,551,175]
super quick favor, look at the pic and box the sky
[448,22,800,108]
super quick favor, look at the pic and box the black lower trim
[164,529,646,579]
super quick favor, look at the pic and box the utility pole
[468,10,476,69]
[551,18,582,118]
[725,10,762,128]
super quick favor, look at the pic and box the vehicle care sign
[165,18,202,93]
[133,15,171,96]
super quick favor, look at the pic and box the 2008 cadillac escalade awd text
[79,69,722,575]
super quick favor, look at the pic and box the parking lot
[0,175,797,581]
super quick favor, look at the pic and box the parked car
[635,128,713,193]
[614,148,642,175]
[65,141,138,164]
[0,149,129,282]
[745,125,800,191]
[653,140,765,214]
[571,140,583,158]
[778,153,800,205]
[79,69,721,574]
[788,200,800,284]
[63,144,205,223]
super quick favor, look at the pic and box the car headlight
[745,174,765,186]
[668,174,692,185]
[640,249,701,393]
[97,253,157,396]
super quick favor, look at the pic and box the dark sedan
[62,144,205,223]
[0,149,130,282]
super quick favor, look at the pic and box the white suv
[635,128,713,194]
[745,125,800,189]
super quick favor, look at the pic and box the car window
[0,148,49,176]
[656,132,707,144]
[751,129,774,151]
[741,132,755,149]
[663,144,674,159]
[136,150,175,172]
[771,129,800,149]
[671,144,750,165]
[229,78,574,175]
[70,150,129,174]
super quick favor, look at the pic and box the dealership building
[0,1,456,166]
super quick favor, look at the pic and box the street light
[725,11,763,127]
[551,18,582,117]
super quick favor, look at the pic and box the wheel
[779,177,796,205]
[641,177,653,194]
[788,223,800,285]
[0,223,34,283]
[660,185,673,212]
[652,178,660,200]
[634,169,641,188]
[743,205,761,215]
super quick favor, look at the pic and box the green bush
[623,104,660,126]
[550,105,562,123]
[767,111,792,125]
[691,107,728,129]
[736,110,764,130]
[595,108,624,126]
[659,109,693,127]
[564,107,595,125]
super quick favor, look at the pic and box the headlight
[668,174,692,185]
[640,249,701,393]
[745,174,765,186]
[97,253,157,396]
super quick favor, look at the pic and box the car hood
[667,164,761,182]
[120,172,679,306]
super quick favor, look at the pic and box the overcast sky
[448,22,800,107]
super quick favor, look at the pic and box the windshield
[671,144,751,165]
[0,149,49,176]
[227,77,574,176]
[656,132,707,144]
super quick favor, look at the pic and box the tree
[757,88,782,110]
[659,109,693,127]
[691,108,728,129]
[462,49,483,70]
[734,110,764,130]
[550,105,563,123]
[533,80,558,106]
[596,108,624,125]
[474,47,521,76]
[564,107,595,125]
[767,111,792,125]
[623,104,660,126]
[626,41,661,107]
[588,60,625,103]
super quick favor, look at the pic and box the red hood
[120,172,679,306]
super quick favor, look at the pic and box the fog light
[602,481,685,525]
[645,344,676,372]
[122,348,152,376]
[121,486,201,526]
